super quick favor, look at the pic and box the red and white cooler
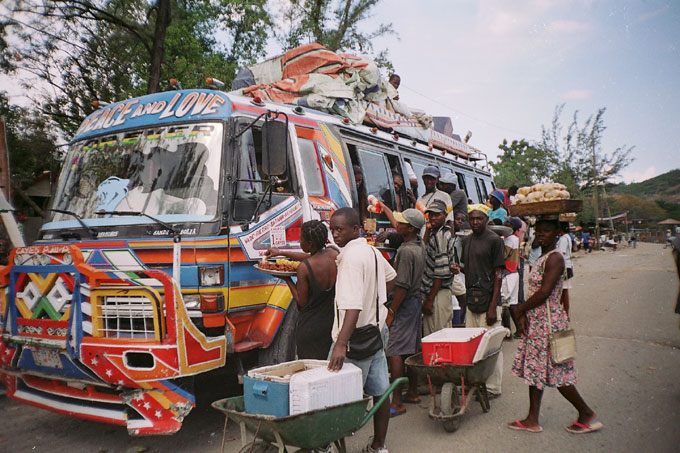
[422,327,508,365]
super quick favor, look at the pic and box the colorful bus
[0,88,494,434]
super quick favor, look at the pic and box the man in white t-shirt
[557,222,574,314]
[329,207,397,453]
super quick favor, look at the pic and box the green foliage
[0,91,59,189]
[607,193,667,221]
[609,169,680,201]
[490,139,555,188]
[275,0,395,68]
[2,0,271,137]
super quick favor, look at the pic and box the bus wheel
[257,301,298,366]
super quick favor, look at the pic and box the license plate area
[32,347,63,368]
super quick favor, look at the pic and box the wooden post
[0,116,10,201]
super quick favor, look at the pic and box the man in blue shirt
[488,190,508,224]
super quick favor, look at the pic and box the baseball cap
[507,217,523,231]
[422,166,440,178]
[394,208,426,229]
[425,199,448,213]
[439,173,457,185]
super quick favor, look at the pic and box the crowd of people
[265,168,601,453]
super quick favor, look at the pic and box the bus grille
[99,295,157,339]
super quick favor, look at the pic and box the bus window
[357,148,392,224]
[409,160,432,200]
[474,178,483,203]
[297,138,325,196]
[464,174,480,204]
[455,172,467,196]
[478,177,489,201]
[234,124,293,221]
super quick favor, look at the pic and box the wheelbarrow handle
[359,377,409,428]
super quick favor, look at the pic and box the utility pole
[592,141,600,248]
[0,116,10,200]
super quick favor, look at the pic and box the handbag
[546,279,576,364]
[345,249,383,360]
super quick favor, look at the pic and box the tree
[1,0,271,137]
[490,139,556,188]
[275,0,395,70]
[540,105,634,192]
[0,91,59,215]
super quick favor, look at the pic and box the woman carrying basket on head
[508,218,602,434]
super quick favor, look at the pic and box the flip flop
[507,420,543,433]
[402,395,421,404]
[566,421,603,434]
[389,407,406,418]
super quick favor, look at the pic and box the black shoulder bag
[344,250,384,360]
[464,236,493,313]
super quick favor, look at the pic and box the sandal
[401,395,421,404]
[566,421,603,434]
[507,420,543,433]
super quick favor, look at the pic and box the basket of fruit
[509,182,582,216]
[254,258,300,277]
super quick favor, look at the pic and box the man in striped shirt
[421,199,456,336]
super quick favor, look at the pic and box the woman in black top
[280,220,339,359]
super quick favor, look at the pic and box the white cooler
[289,362,363,415]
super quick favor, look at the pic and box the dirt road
[2,242,679,452]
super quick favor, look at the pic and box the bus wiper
[50,209,97,238]
[96,210,180,235]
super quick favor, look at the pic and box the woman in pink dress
[508,218,602,434]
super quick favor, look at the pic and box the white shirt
[556,234,573,270]
[332,237,397,342]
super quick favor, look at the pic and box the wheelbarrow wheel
[440,382,461,432]
[238,440,280,453]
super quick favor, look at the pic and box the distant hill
[609,169,680,203]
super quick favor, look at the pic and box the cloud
[562,89,592,100]
[618,166,658,184]
[547,20,591,34]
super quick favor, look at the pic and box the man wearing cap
[439,173,468,217]
[417,166,452,216]
[421,199,456,336]
[488,190,508,224]
[460,203,506,397]
[385,208,426,416]
[501,217,523,336]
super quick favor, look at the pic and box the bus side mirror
[262,120,288,176]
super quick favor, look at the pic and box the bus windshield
[47,122,223,226]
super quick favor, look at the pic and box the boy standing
[385,209,426,416]
[422,200,456,335]
[329,208,397,453]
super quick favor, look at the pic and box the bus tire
[257,301,298,366]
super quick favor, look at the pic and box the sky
[360,0,680,183]
[3,0,679,184]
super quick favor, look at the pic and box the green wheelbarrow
[212,377,408,453]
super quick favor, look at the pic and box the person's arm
[423,278,443,315]
[328,309,360,371]
[514,252,564,334]
[387,285,407,327]
[265,247,310,262]
[379,203,398,228]
[487,267,502,325]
